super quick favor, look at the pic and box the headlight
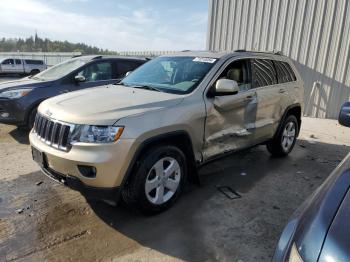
[70,125,124,144]
[0,88,33,99]
[289,243,303,262]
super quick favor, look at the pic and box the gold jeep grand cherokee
[30,50,304,214]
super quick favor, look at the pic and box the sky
[0,0,208,51]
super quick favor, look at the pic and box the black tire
[30,69,40,76]
[27,107,37,130]
[266,115,298,157]
[122,145,187,214]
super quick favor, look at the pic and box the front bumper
[41,165,121,200]
[0,99,27,125]
[29,131,138,189]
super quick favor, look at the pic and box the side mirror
[125,71,132,77]
[212,79,239,96]
[74,75,86,83]
[339,102,350,127]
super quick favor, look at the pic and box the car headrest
[227,68,243,82]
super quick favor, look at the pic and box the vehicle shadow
[87,139,349,261]
[9,127,30,144]
[293,61,350,119]
[0,74,23,79]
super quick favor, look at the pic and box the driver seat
[227,68,243,84]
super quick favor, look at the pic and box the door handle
[244,95,254,101]
[60,90,70,93]
[279,89,286,93]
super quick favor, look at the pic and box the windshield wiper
[117,82,163,92]
[119,83,163,92]
[132,85,163,92]
[116,81,126,86]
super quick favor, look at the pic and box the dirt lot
[0,116,350,262]
[0,76,23,83]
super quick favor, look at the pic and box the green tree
[0,34,118,54]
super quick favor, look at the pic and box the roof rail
[92,55,102,60]
[253,50,283,55]
[234,49,283,55]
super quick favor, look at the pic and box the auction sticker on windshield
[193,57,217,63]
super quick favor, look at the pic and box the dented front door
[203,57,261,160]
[203,89,258,160]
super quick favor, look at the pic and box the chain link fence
[0,51,178,67]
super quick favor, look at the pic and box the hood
[38,85,184,125]
[0,77,53,92]
[293,153,350,262]
[318,173,350,261]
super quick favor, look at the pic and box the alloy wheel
[281,121,296,152]
[145,157,181,205]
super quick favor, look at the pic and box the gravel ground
[0,75,23,83]
[0,117,349,262]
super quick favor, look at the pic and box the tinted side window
[216,59,252,92]
[15,59,22,64]
[2,59,14,65]
[77,61,112,82]
[117,60,144,78]
[25,60,44,65]
[252,59,277,88]
[274,61,297,83]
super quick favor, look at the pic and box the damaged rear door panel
[251,59,284,142]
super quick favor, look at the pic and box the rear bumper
[41,166,121,201]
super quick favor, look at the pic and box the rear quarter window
[273,60,297,83]
[252,59,278,88]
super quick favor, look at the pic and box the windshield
[120,56,217,94]
[34,58,86,80]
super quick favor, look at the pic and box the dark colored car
[0,55,147,129]
[273,102,350,262]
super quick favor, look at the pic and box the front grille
[33,113,73,151]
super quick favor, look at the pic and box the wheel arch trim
[120,130,198,189]
[275,103,302,138]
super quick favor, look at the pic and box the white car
[0,58,47,75]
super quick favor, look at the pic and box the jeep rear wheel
[122,145,187,214]
[266,115,298,157]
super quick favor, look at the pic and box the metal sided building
[207,0,350,119]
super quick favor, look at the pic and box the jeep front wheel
[122,145,187,214]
